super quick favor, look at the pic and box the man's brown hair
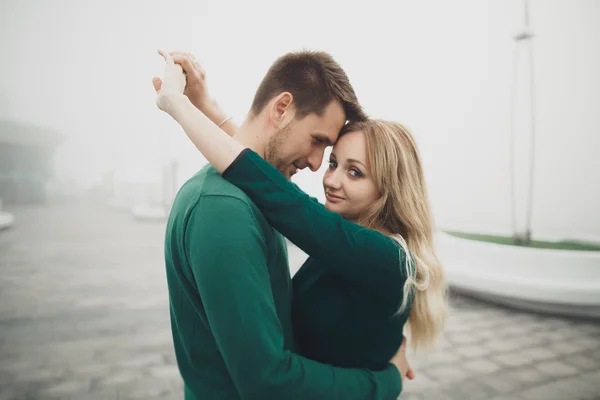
[250,50,367,123]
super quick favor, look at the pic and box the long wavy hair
[341,119,448,351]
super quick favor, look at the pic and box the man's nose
[307,148,325,172]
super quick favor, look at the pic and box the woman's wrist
[160,93,192,118]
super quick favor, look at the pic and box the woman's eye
[328,161,337,168]
[349,169,362,178]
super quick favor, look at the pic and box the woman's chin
[325,202,343,215]
[325,203,357,221]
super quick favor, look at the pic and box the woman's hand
[151,48,245,174]
[152,50,237,136]
[389,336,415,384]
[152,51,211,111]
[155,49,187,114]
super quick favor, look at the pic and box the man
[154,50,411,399]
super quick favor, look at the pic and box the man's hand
[152,50,237,136]
[152,51,213,112]
[390,336,415,383]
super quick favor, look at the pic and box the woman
[155,50,448,371]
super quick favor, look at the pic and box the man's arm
[154,51,239,136]
[200,98,238,137]
[185,195,402,400]
[164,56,316,207]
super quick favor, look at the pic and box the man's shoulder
[179,165,254,204]
[171,165,263,221]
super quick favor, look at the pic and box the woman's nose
[324,171,342,189]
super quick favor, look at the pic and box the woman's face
[322,130,379,221]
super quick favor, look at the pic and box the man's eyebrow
[315,134,334,146]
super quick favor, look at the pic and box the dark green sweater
[222,149,413,372]
[164,164,402,400]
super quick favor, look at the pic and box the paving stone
[510,334,544,349]
[398,393,422,400]
[149,365,182,380]
[119,378,175,399]
[543,317,573,329]
[549,341,589,356]
[62,388,120,400]
[495,324,536,338]
[509,313,539,325]
[493,351,535,367]
[578,323,600,335]
[562,353,600,372]
[579,369,600,385]
[485,339,525,352]
[403,372,439,394]
[480,372,525,394]
[7,365,67,383]
[0,359,36,375]
[415,389,456,400]
[475,328,502,340]
[100,369,145,386]
[425,365,470,383]
[542,327,586,344]
[443,321,474,334]
[2,204,600,400]
[521,346,557,362]
[590,349,600,361]
[520,374,600,400]
[0,389,19,400]
[413,350,462,368]
[447,332,480,345]
[455,344,494,358]
[462,358,502,375]
[440,379,497,400]
[146,394,185,400]
[117,353,165,369]
[535,360,580,378]
[573,336,600,351]
[44,379,91,397]
[490,395,526,400]
[70,362,113,379]
[508,367,548,384]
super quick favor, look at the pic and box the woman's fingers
[158,48,175,65]
[152,76,162,93]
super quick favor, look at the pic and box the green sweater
[222,149,413,372]
[164,164,402,400]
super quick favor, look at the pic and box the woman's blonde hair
[341,119,448,351]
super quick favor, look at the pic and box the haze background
[1,0,598,238]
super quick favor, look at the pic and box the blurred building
[0,120,63,204]
[102,161,178,212]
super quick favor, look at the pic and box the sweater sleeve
[183,194,402,400]
[222,149,409,298]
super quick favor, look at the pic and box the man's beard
[265,122,292,176]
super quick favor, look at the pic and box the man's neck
[232,116,271,159]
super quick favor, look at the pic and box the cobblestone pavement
[1,203,599,400]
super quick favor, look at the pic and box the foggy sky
[1,0,599,238]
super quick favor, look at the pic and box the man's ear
[269,92,295,127]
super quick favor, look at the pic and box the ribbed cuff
[222,148,252,177]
